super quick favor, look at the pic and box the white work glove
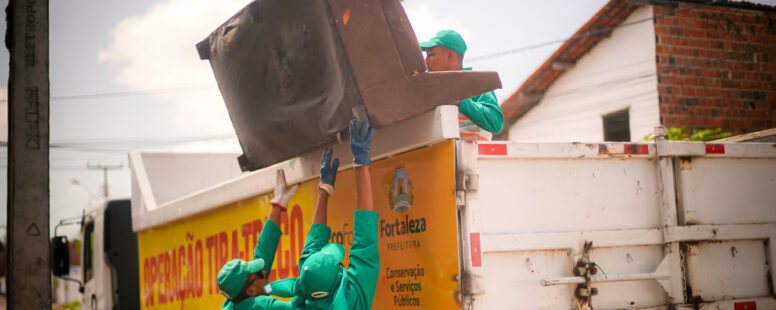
[269,169,300,211]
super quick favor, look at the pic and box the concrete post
[6,0,51,308]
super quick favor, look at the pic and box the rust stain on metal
[679,157,693,170]
[624,143,648,154]
[596,143,637,157]
[683,242,700,256]
[573,241,596,308]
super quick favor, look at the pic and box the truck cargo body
[461,137,776,309]
[80,106,774,309]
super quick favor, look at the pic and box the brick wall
[654,3,776,135]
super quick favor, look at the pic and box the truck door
[82,219,98,310]
[81,208,114,310]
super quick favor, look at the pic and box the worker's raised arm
[355,167,373,211]
[261,169,298,276]
[268,169,299,224]
[337,118,380,309]
[314,148,339,224]
[296,148,339,269]
[459,91,504,134]
[350,118,374,211]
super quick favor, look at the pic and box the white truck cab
[79,199,139,310]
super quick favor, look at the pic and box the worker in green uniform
[217,168,300,309]
[420,29,504,141]
[263,118,380,309]
[225,118,379,310]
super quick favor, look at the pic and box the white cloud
[404,5,473,47]
[98,0,251,139]
[98,0,472,146]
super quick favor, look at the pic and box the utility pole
[6,0,51,308]
[87,163,123,198]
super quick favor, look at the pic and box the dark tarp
[199,0,501,171]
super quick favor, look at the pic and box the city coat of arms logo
[388,165,414,212]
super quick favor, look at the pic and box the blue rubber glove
[319,148,339,196]
[350,118,374,166]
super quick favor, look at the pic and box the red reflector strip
[624,144,649,155]
[706,144,725,154]
[470,232,482,267]
[734,301,756,310]
[478,143,506,155]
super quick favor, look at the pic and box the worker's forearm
[312,188,328,224]
[268,204,282,225]
[459,93,504,134]
[355,166,374,211]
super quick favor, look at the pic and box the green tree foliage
[643,127,733,141]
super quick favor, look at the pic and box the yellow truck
[53,107,776,309]
[64,107,465,309]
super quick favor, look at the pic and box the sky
[0,0,619,237]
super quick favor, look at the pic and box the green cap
[217,258,265,300]
[419,30,467,56]
[264,243,345,299]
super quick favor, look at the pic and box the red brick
[655,4,775,134]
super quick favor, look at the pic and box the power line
[0,85,218,103]
[52,133,236,147]
[515,90,659,125]
[506,45,773,125]
[0,133,237,153]
[0,165,126,170]
[512,45,774,104]
[467,1,713,63]
[0,3,712,103]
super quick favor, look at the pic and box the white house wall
[508,6,659,142]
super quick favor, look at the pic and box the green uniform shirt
[234,294,297,310]
[230,210,380,310]
[229,222,335,310]
[331,210,380,310]
[279,211,380,310]
[222,219,286,310]
[458,67,504,134]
